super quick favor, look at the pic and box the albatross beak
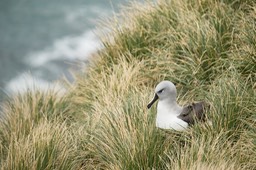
[147,93,159,109]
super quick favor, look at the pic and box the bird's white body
[147,81,189,131]
[148,81,207,131]
[156,97,188,130]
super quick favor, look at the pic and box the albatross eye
[158,89,164,94]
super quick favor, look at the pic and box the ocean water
[0,0,134,99]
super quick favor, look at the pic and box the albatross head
[147,81,177,109]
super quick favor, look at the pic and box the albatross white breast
[147,81,208,131]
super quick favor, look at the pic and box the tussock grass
[0,89,79,169]
[0,0,255,169]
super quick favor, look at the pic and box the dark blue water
[0,0,133,98]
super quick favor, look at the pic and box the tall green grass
[0,89,79,169]
[0,0,255,169]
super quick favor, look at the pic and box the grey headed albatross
[147,81,208,131]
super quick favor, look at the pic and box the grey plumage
[178,101,209,125]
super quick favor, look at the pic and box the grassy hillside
[0,0,255,169]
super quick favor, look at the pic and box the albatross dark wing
[178,102,208,125]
